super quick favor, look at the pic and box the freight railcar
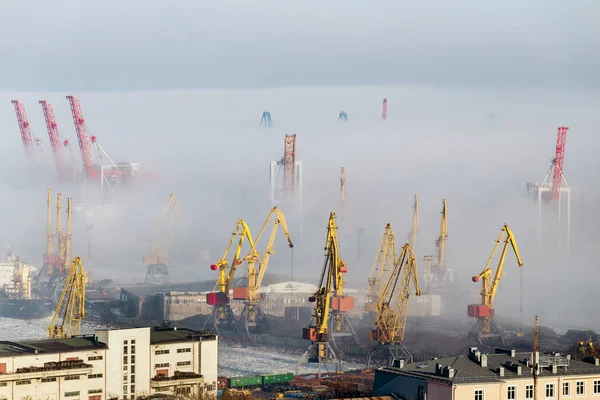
[225,372,295,388]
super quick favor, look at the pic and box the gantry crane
[12,100,42,173]
[430,198,450,288]
[468,224,523,343]
[234,207,294,338]
[364,224,396,315]
[297,212,353,375]
[368,242,421,367]
[39,100,71,182]
[205,220,258,335]
[143,194,180,284]
[48,256,86,338]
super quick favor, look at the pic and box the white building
[0,326,217,400]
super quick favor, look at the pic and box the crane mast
[409,194,419,250]
[48,256,86,338]
[39,100,70,181]
[431,198,449,287]
[43,188,57,275]
[368,243,421,367]
[206,219,258,335]
[56,193,66,275]
[143,194,181,284]
[365,224,396,314]
[283,134,296,198]
[298,212,352,374]
[236,207,294,337]
[468,224,523,343]
[66,95,97,179]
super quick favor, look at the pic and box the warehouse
[0,326,217,400]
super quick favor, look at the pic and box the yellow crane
[365,224,396,314]
[468,223,523,343]
[206,219,258,334]
[143,194,180,284]
[43,188,57,276]
[298,212,349,374]
[235,207,294,336]
[48,256,86,338]
[431,198,449,287]
[368,243,421,367]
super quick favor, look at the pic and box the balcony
[0,360,93,382]
[150,372,203,388]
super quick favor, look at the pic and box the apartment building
[0,326,217,400]
[373,346,600,400]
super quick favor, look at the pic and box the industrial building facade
[373,346,600,400]
[0,326,217,400]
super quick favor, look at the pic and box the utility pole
[356,228,364,260]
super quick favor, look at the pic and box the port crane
[430,198,451,288]
[297,212,354,375]
[143,194,181,284]
[368,242,421,368]
[206,220,258,335]
[468,224,523,343]
[339,167,355,235]
[364,224,396,315]
[408,194,419,250]
[39,100,71,182]
[12,100,43,173]
[48,256,87,338]
[235,207,294,338]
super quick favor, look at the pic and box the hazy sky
[1,0,599,90]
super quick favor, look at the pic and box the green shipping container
[228,375,263,388]
[262,373,294,384]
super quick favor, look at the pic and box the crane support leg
[469,317,506,345]
[296,341,341,377]
[239,302,268,340]
[145,264,169,284]
[329,311,360,349]
[205,305,238,336]
[367,344,413,369]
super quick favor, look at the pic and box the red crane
[551,127,569,201]
[283,134,296,198]
[40,100,70,181]
[11,100,38,166]
[66,95,97,179]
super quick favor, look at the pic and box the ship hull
[0,299,54,320]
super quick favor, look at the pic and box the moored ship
[0,247,54,320]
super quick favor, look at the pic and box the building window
[474,389,484,400]
[525,385,534,399]
[124,346,128,354]
[507,386,516,400]
[65,375,80,381]
[131,375,136,384]
[16,380,31,385]
[206,384,215,391]
[418,385,425,400]
[155,349,170,355]
[88,356,103,361]
[131,365,136,374]
[131,384,135,394]
[131,340,135,344]
[576,381,585,395]
[123,365,128,371]
[595,380,600,394]
[177,348,191,353]
[177,361,192,366]
[124,340,128,344]
[41,377,57,383]
[123,355,128,364]
[65,391,80,397]
[88,373,103,379]
[176,387,191,395]
[124,375,128,382]
[123,385,128,393]
[131,345,136,354]
[0,383,6,387]
[131,355,136,364]
[155,363,169,368]
[563,382,570,396]
[546,384,555,398]
[89,389,103,394]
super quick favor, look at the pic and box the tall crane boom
[48,256,86,338]
[283,134,297,198]
[39,100,70,181]
[365,224,396,313]
[370,242,421,345]
[144,194,180,284]
[66,95,97,179]
[436,198,447,270]
[11,100,38,167]
[468,224,523,340]
[551,127,569,201]
[409,194,419,250]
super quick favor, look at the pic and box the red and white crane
[551,127,569,201]
[40,100,71,182]
[12,100,41,169]
[66,95,97,180]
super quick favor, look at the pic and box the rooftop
[0,336,107,357]
[379,347,600,384]
[150,327,217,344]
